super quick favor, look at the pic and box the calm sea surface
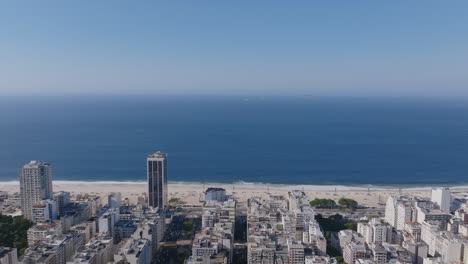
[1,96,468,186]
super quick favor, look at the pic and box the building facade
[147,152,168,209]
[431,188,451,213]
[20,161,53,220]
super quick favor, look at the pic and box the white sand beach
[2,181,467,208]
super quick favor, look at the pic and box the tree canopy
[338,198,358,209]
[0,214,33,256]
[310,198,336,208]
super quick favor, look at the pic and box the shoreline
[2,180,467,209]
[1,180,468,191]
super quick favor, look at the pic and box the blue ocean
[1,96,468,186]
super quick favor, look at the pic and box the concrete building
[98,208,120,238]
[343,242,366,264]
[202,210,216,228]
[431,188,451,213]
[357,218,389,245]
[191,237,219,259]
[370,243,387,264]
[130,211,165,259]
[205,188,227,202]
[402,240,428,264]
[404,222,422,242]
[147,152,168,209]
[20,161,53,220]
[70,223,93,243]
[420,221,440,256]
[332,230,364,254]
[32,199,57,222]
[287,242,305,264]
[71,236,114,264]
[434,232,462,263]
[20,242,64,264]
[108,192,122,209]
[114,238,151,264]
[415,207,451,229]
[247,193,329,264]
[53,192,70,217]
[0,247,18,264]
[305,255,338,264]
[385,195,413,230]
[396,202,413,231]
[27,221,62,246]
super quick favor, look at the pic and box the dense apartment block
[20,161,53,220]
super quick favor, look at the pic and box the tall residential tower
[431,187,451,213]
[19,160,53,220]
[147,152,168,209]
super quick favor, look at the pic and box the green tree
[335,256,346,264]
[310,198,336,208]
[169,197,180,204]
[0,214,33,256]
[182,220,194,232]
[338,198,358,209]
[344,222,357,231]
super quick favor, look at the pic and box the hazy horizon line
[2,93,468,101]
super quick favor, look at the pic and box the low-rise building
[114,238,151,264]
[0,247,18,264]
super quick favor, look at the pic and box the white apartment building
[0,247,18,264]
[192,237,219,258]
[358,218,389,245]
[288,243,305,264]
[71,236,114,264]
[404,222,422,241]
[402,240,428,264]
[334,230,365,253]
[202,210,216,228]
[305,255,338,264]
[385,195,413,230]
[343,242,366,264]
[434,232,462,263]
[20,161,53,220]
[114,238,151,264]
[420,221,440,256]
[370,243,387,264]
[357,222,373,244]
[247,245,276,264]
[431,188,451,213]
[32,199,58,222]
[98,208,120,237]
[396,202,413,230]
[27,221,62,246]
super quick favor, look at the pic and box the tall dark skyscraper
[147,152,168,209]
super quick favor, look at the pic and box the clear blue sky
[1,1,467,97]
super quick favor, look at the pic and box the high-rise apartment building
[20,161,53,220]
[147,152,168,209]
[54,191,70,217]
[431,187,451,213]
